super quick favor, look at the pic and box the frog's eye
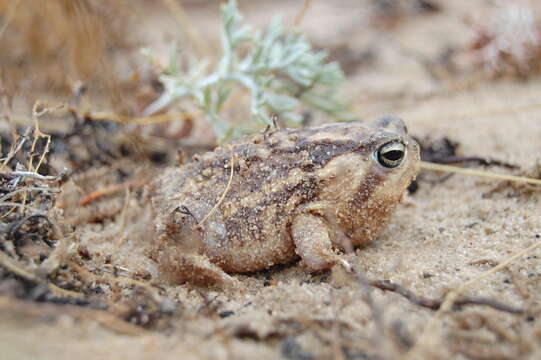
[376,141,406,168]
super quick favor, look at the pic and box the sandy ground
[1,1,541,359]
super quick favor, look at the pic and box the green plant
[144,0,354,141]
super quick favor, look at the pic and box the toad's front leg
[291,213,351,272]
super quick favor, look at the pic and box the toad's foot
[292,213,350,273]
[160,250,240,289]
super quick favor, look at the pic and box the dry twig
[4,171,58,182]
[195,146,235,229]
[0,296,147,336]
[67,260,163,305]
[29,101,53,174]
[0,250,82,299]
[409,239,541,358]
[79,179,149,206]
[368,278,523,314]
[420,161,541,186]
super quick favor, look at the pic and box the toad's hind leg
[291,213,351,272]
[160,250,239,288]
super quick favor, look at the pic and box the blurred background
[2,1,539,171]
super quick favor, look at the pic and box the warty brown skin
[150,116,420,284]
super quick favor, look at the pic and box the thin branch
[1,127,31,169]
[408,239,541,358]
[0,186,60,203]
[27,101,53,175]
[420,161,541,186]
[422,155,518,170]
[79,179,149,206]
[439,239,541,314]
[195,146,235,229]
[367,279,523,314]
[0,296,147,336]
[0,251,82,299]
[0,202,41,212]
[7,214,54,244]
[67,261,163,305]
[4,171,58,182]
[90,110,200,126]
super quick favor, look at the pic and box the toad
[149,116,420,285]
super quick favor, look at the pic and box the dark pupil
[383,149,403,161]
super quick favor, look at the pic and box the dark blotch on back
[269,138,365,171]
